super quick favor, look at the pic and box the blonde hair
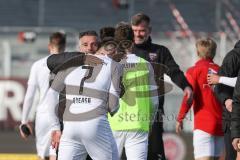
[196,38,217,59]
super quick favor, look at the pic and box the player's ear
[48,44,52,52]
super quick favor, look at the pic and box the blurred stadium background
[0,0,239,159]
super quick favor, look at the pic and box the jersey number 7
[79,66,94,94]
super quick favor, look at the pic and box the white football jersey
[41,55,122,130]
[21,56,50,123]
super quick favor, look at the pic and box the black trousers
[147,121,166,160]
[224,126,237,160]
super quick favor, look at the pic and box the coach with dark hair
[130,13,193,160]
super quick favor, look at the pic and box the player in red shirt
[176,38,224,160]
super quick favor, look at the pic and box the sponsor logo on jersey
[163,133,186,160]
[149,52,157,61]
[73,97,91,104]
[122,63,137,69]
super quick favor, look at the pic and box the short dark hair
[99,27,115,41]
[79,30,98,39]
[49,32,66,51]
[99,27,115,47]
[114,24,134,43]
[131,13,150,26]
[115,21,129,28]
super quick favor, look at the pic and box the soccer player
[47,30,99,72]
[40,35,122,160]
[107,24,158,160]
[176,38,224,160]
[78,30,98,54]
[47,30,100,160]
[19,32,66,160]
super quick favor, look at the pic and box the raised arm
[207,73,237,87]
[214,51,240,105]
[219,77,237,87]
[47,52,103,74]
[47,52,85,73]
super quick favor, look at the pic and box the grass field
[0,154,37,160]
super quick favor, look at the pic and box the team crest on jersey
[149,52,157,61]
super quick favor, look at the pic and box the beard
[134,36,147,44]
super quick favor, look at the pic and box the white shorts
[35,113,56,158]
[113,131,148,160]
[58,115,119,160]
[193,129,224,159]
